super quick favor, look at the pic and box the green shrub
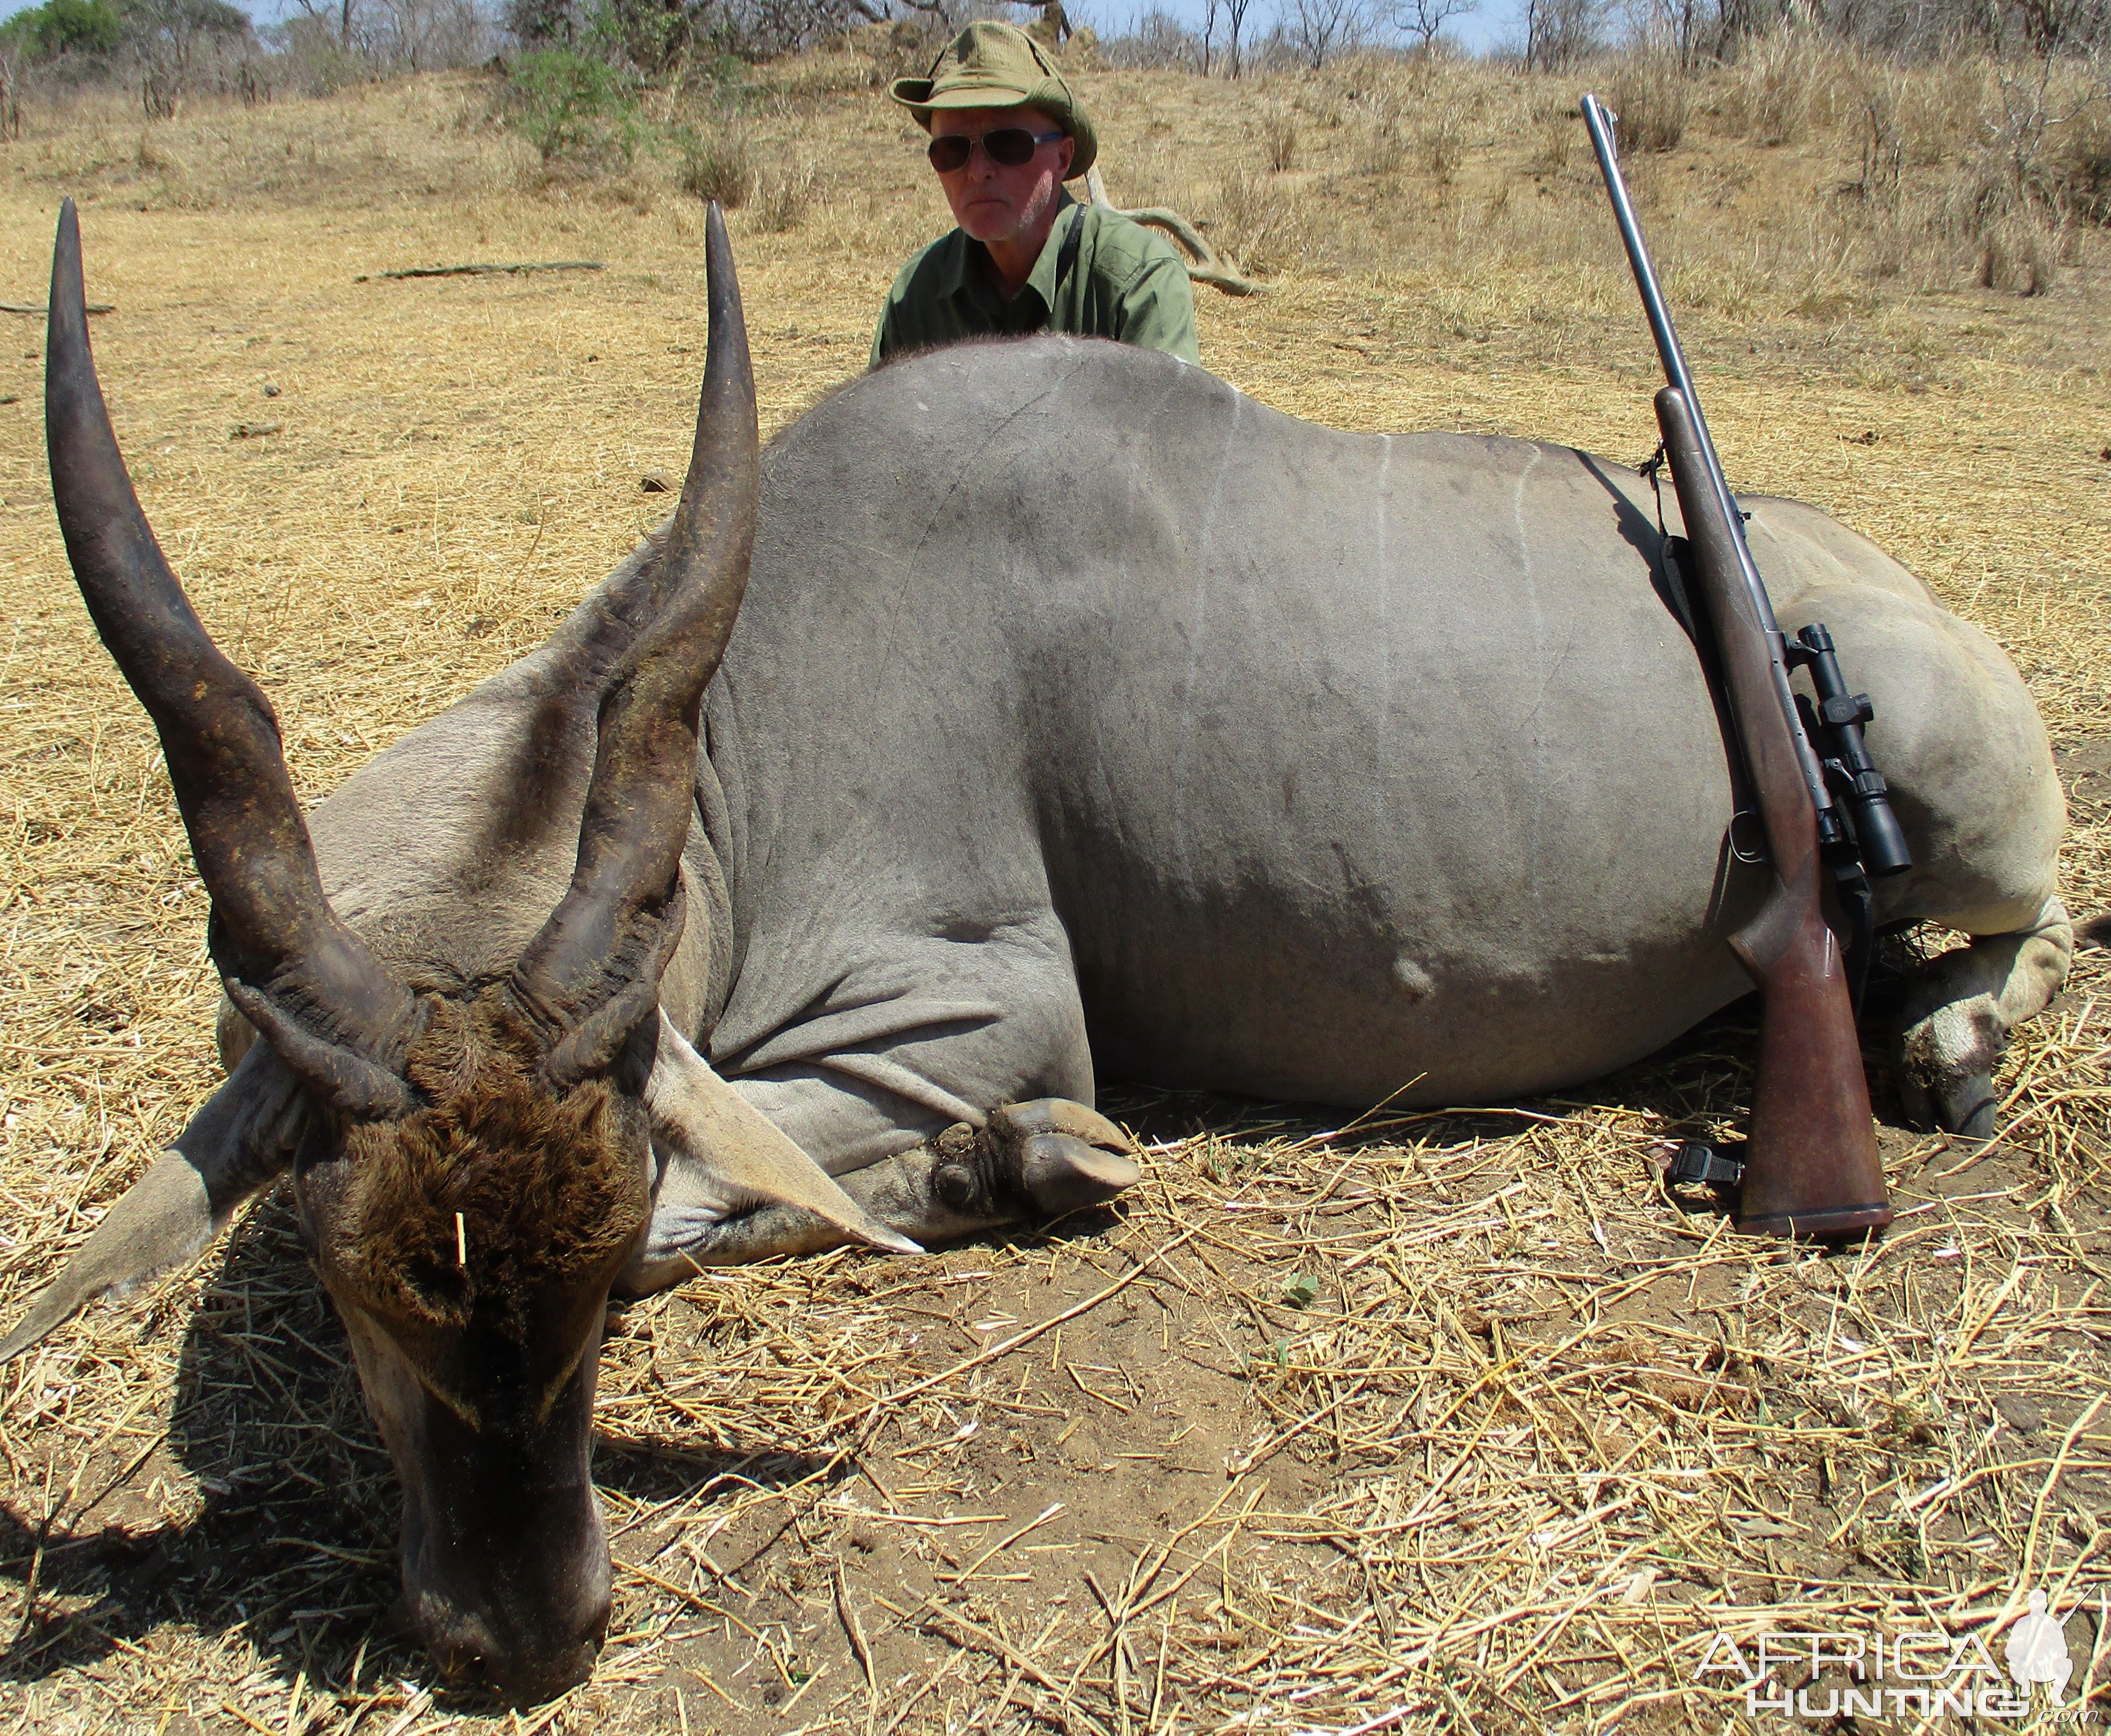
[0,0,125,61]
[503,47,645,167]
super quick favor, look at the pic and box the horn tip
[53,196,83,290]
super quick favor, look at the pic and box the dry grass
[680,127,758,210]
[0,46,2104,1735]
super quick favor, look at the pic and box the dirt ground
[0,51,2106,1736]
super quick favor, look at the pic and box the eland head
[9,198,760,1703]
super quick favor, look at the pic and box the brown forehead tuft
[334,991,649,1338]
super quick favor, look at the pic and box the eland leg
[623,1098,1140,1282]
[619,937,1141,1291]
[829,1098,1141,1242]
[1895,896,2074,1138]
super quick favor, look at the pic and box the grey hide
[278,337,2064,1255]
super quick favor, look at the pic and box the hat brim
[887,78,1096,180]
[889,76,1045,118]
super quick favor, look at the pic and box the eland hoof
[987,1098,1142,1219]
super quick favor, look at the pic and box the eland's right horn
[46,198,417,1115]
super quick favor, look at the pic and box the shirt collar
[1017,187,1080,315]
[940,187,1079,316]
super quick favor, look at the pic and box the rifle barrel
[1580,95,1703,435]
[1580,92,1838,836]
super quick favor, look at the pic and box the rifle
[1581,93,1911,1238]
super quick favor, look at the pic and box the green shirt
[870,191,1199,369]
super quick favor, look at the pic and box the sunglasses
[926,128,1065,173]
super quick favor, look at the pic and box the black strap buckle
[1667,1142,1745,1187]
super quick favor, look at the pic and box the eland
[4,200,2072,1701]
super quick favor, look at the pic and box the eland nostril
[465,1597,608,1706]
[396,1591,503,1694]
[396,1520,611,1703]
[495,1637,600,1708]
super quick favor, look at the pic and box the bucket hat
[889,21,1096,180]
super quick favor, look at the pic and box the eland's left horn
[510,200,759,1083]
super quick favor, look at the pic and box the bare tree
[1285,0,1366,63]
[0,49,19,142]
[282,0,358,50]
[1524,0,1601,67]
[369,0,489,69]
[1224,0,1260,74]
[895,0,961,30]
[1664,0,1712,66]
[729,0,889,56]
[1200,0,1221,72]
[129,0,253,117]
[1391,0,1476,50]
[2009,0,2109,49]
[1714,0,1784,46]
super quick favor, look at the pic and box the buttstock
[1653,389,1890,1238]
[1734,900,1892,1239]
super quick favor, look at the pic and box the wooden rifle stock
[1655,387,1891,1237]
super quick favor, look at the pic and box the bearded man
[870,21,1200,369]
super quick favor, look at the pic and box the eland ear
[0,1044,306,1363]
[641,1014,921,1257]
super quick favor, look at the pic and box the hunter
[871,20,1199,369]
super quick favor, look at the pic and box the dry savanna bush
[0,34,2106,1736]
[1205,38,2108,298]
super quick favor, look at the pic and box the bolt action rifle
[1581,94,1914,1238]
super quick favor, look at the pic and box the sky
[1074,0,1526,54]
[0,0,1531,52]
